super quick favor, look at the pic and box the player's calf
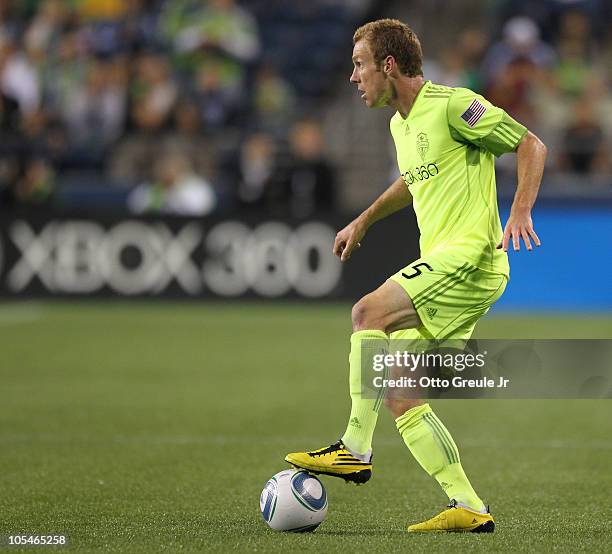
[383,396,424,419]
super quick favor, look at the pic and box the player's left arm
[500,131,547,252]
[447,88,548,252]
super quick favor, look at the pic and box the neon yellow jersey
[390,81,527,277]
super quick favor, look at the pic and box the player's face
[350,40,391,108]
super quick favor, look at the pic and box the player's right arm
[333,176,412,261]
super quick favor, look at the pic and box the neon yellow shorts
[388,252,507,341]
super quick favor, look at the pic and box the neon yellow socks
[341,329,388,457]
[396,403,485,512]
[341,333,485,511]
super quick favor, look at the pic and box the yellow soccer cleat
[285,440,372,484]
[408,500,495,533]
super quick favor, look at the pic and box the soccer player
[285,19,547,532]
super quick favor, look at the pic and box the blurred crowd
[0,0,351,215]
[425,3,612,183]
[0,0,610,215]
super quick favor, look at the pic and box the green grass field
[1,302,611,552]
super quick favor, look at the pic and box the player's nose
[349,67,359,83]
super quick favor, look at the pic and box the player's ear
[383,55,395,76]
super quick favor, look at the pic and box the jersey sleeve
[447,88,527,157]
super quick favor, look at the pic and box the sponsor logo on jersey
[461,99,487,127]
[401,162,440,186]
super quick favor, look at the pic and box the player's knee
[351,296,384,331]
[351,299,369,330]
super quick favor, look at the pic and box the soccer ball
[260,469,328,532]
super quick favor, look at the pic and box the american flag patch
[461,99,487,127]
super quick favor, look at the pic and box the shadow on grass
[316,529,406,537]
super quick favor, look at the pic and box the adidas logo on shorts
[426,307,438,320]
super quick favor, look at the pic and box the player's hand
[333,218,367,261]
[497,207,541,252]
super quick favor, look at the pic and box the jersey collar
[397,80,430,121]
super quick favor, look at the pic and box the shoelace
[309,441,344,457]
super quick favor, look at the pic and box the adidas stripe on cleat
[285,440,372,484]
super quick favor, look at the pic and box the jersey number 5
[402,262,433,279]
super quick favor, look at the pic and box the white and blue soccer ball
[260,469,328,532]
